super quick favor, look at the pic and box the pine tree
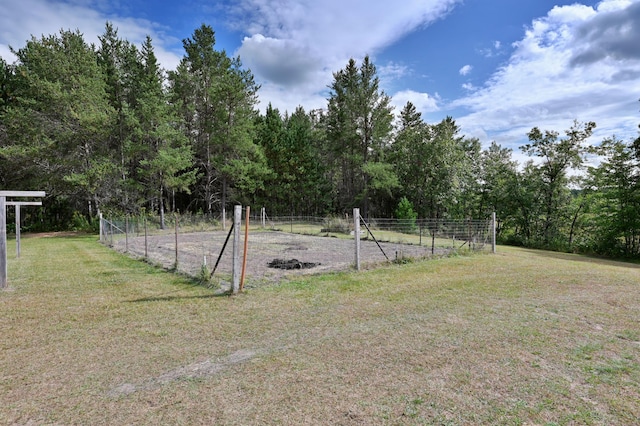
[326,56,394,217]
[169,25,267,219]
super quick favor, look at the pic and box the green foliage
[1,25,638,260]
[197,263,215,288]
[169,24,264,215]
[255,105,331,215]
[392,111,471,219]
[326,56,394,216]
[519,120,596,246]
[321,216,351,234]
[70,211,99,233]
[394,197,417,233]
[584,136,640,257]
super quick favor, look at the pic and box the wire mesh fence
[100,208,495,291]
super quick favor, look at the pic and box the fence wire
[100,210,494,288]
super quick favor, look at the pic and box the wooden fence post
[231,205,242,294]
[354,208,360,271]
[15,205,20,258]
[492,212,497,254]
[240,206,250,292]
[144,215,148,260]
[0,191,45,289]
[174,213,179,269]
[0,196,6,289]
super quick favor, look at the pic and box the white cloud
[233,0,462,112]
[378,61,410,81]
[478,40,504,58]
[454,0,640,148]
[0,0,181,70]
[459,65,472,76]
[391,90,440,117]
[239,34,321,86]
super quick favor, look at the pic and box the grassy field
[1,234,639,425]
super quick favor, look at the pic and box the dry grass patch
[1,236,639,424]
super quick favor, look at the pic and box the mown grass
[1,235,639,425]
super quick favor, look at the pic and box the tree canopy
[1,24,638,259]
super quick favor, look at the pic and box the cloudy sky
[1,0,640,155]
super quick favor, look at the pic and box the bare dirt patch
[112,230,440,285]
[108,349,257,397]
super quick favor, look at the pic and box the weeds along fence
[100,208,496,293]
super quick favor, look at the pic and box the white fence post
[174,213,179,269]
[222,206,227,232]
[15,205,21,258]
[99,212,103,242]
[354,208,360,271]
[0,191,45,289]
[492,212,497,254]
[231,205,242,294]
[0,196,6,289]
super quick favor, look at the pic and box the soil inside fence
[268,259,320,270]
[110,230,443,286]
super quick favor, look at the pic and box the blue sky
[1,0,640,161]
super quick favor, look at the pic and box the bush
[321,216,350,233]
[394,197,417,233]
[70,211,99,233]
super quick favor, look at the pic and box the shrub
[394,197,417,233]
[321,216,350,233]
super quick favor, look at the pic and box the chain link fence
[100,208,495,291]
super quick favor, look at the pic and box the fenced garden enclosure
[100,207,496,292]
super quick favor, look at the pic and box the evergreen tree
[326,56,395,217]
[136,36,196,227]
[6,29,115,218]
[393,113,467,220]
[97,23,144,211]
[169,24,266,219]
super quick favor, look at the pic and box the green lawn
[1,234,639,425]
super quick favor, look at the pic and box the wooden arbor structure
[0,191,45,289]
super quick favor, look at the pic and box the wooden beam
[0,196,6,288]
[5,201,43,206]
[15,205,21,257]
[0,191,45,197]
[1,191,45,288]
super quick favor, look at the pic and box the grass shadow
[126,292,229,303]
[520,248,640,269]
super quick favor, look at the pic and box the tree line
[1,24,639,258]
